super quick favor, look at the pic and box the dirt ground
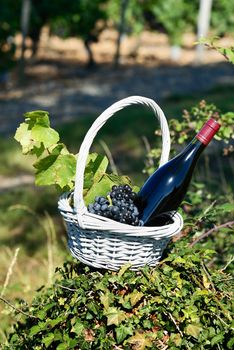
[0,29,233,136]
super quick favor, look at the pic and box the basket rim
[58,191,183,238]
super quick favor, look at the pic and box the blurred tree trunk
[84,38,95,68]
[19,0,31,84]
[196,0,213,62]
[114,0,129,67]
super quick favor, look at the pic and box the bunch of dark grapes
[87,184,141,226]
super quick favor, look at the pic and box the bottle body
[137,118,220,225]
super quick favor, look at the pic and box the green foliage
[145,0,196,45]
[5,241,234,349]
[0,0,20,72]
[9,97,234,349]
[144,100,234,175]
[14,110,137,201]
[106,0,145,35]
[50,1,107,42]
[198,37,234,65]
[211,0,234,35]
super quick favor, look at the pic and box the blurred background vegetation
[0,0,233,343]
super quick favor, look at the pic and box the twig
[0,296,37,319]
[203,42,232,62]
[100,140,119,175]
[212,312,233,330]
[167,312,183,337]
[55,283,78,292]
[43,212,57,285]
[201,261,216,292]
[142,136,154,168]
[189,221,234,247]
[157,339,168,350]
[220,256,234,272]
[1,248,20,297]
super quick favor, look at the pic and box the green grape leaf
[31,124,59,149]
[84,153,109,190]
[34,145,76,190]
[14,122,34,154]
[84,173,133,205]
[14,110,59,155]
[25,110,50,126]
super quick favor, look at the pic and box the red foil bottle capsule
[196,118,221,145]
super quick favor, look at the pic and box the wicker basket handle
[73,96,171,212]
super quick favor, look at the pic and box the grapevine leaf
[14,110,59,155]
[86,153,108,181]
[25,110,50,127]
[31,124,59,149]
[14,122,33,154]
[34,145,76,190]
[84,153,109,190]
[84,173,131,205]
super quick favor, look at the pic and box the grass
[0,84,233,343]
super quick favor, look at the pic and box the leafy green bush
[144,100,234,176]
[4,241,234,350]
[3,100,233,349]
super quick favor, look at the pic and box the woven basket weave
[58,96,183,271]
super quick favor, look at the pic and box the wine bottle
[137,118,221,225]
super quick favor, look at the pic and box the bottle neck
[184,137,206,158]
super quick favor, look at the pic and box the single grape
[101,204,108,211]
[94,203,101,211]
[99,197,107,204]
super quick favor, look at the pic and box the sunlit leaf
[127,331,152,350]
[185,324,202,339]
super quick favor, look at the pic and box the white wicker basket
[58,96,183,271]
